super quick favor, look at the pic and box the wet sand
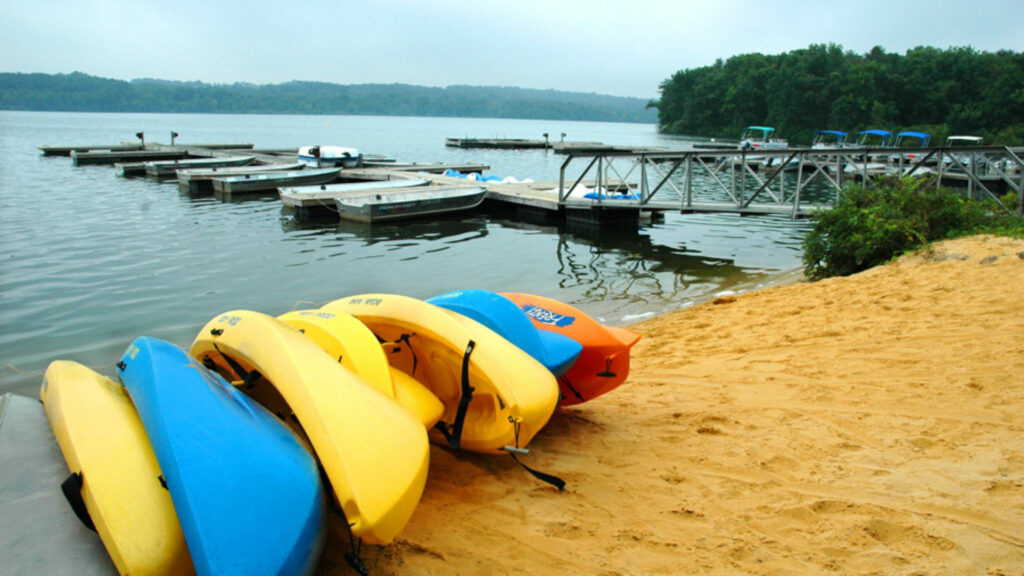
[326,234,1024,575]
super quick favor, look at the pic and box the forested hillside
[0,72,657,123]
[653,44,1024,145]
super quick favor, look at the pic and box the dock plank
[40,144,143,157]
[71,149,190,166]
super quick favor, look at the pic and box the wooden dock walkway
[40,143,143,156]
[445,138,549,149]
[43,135,1022,231]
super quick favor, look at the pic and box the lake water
[0,111,811,397]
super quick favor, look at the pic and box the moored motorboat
[333,184,487,222]
[118,337,326,576]
[891,131,935,168]
[298,145,363,168]
[844,129,895,176]
[501,293,642,406]
[210,167,340,195]
[738,126,788,150]
[811,130,849,149]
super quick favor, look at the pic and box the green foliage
[655,44,1024,145]
[801,176,1016,279]
[0,73,657,123]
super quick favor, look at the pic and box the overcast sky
[2,0,1021,99]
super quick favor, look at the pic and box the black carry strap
[507,452,566,491]
[395,333,418,376]
[503,418,566,491]
[446,340,476,451]
[343,521,368,576]
[558,375,585,403]
[210,343,262,387]
[433,340,476,451]
[61,472,96,531]
[596,357,617,378]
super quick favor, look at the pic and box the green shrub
[801,176,1004,279]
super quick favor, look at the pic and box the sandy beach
[322,234,1024,575]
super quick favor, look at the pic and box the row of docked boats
[4,290,640,575]
[133,145,491,223]
[718,126,996,177]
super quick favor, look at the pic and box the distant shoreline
[0,72,658,124]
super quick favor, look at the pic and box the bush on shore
[802,176,1023,279]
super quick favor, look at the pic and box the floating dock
[445,138,549,149]
[71,149,191,166]
[39,143,143,157]
[444,137,674,156]
[43,135,1023,231]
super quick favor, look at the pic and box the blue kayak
[117,337,325,576]
[428,289,582,377]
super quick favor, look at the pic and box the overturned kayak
[279,309,444,428]
[428,289,582,377]
[39,361,193,576]
[118,337,325,576]
[502,293,641,406]
[323,294,559,453]
[189,310,429,545]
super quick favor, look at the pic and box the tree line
[0,72,656,124]
[652,44,1024,145]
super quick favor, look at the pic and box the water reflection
[487,214,747,312]
[280,210,490,247]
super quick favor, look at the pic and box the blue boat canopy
[857,129,893,147]
[743,126,776,135]
[895,131,931,147]
[815,130,848,138]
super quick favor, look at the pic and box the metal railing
[557,146,1024,217]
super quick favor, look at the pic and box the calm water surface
[0,111,811,396]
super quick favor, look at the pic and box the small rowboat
[144,156,255,178]
[177,162,306,193]
[211,167,341,195]
[333,185,486,223]
[279,178,430,209]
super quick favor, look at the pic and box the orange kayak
[501,293,641,406]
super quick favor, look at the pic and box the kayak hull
[189,310,429,545]
[428,290,582,377]
[501,293,641,406]
[39,361,194,576]
[118,337,325,576]
[323,294,559,453]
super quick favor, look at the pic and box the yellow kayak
[323,294,559,454]
[39,361,194,575]
[279,309,444,428]
[189,310,428,545]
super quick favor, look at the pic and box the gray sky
[2,0,1021,98]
